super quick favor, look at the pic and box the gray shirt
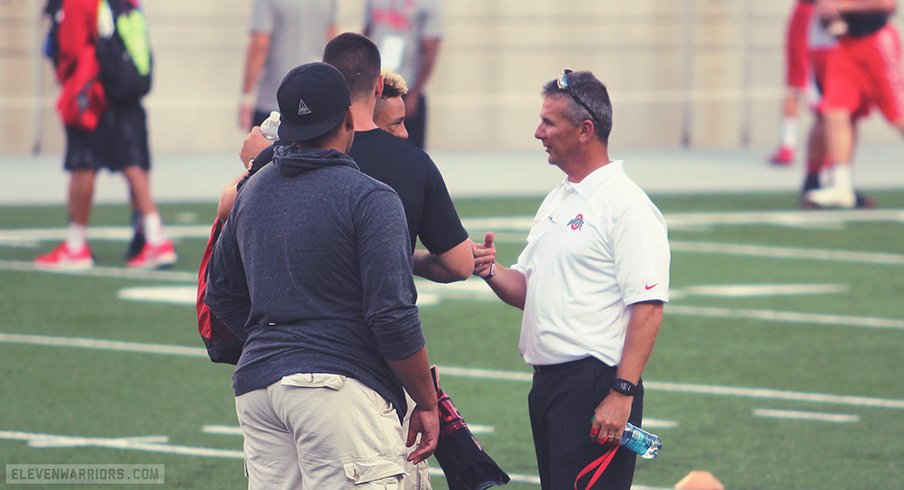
[365,0,443,86]
[205,146,424,419]
[251,0,337,112]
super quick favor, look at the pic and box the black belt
[532,356,606,374]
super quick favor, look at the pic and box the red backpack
[196,218,244,364]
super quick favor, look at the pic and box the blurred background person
[365,0,443,149]
[769,0,816,166]
[239,0,337,130]
[805,0,904,208]
[375,68,410,140]
[799,6,877,208]
[35,0,175,270]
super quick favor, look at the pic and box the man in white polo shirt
[471,69,670,490]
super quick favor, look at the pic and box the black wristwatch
[611,378,638,396]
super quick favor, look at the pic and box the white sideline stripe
[642,419,679,429]
[663,209,904,226]
[0,333,208,358]
[29,436,169,448]
[670,241,904,265]
[204,424,496,437]
[432,366,904,410]
[752,409,860,423]
[116,286,444,307]
[2,208,902,243]
[486,238,904,266]
[667,305,904,330]
[0,225,213,242]
[116,284,903,330]
[202,425,242,436]
[0,259,196,282]
[0,430,242,459]
[460,209,904,231]
[680,284,848,298]
[646,382,904,410]
[0,429,666,489]
[3,333,904,410]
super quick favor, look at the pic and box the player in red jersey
[805,0,904,208]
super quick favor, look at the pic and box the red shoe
[34,242,94,269]
[768,146,795,165]
[127,239,178,269]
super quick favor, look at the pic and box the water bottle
[260,111,281,141]
[620,422,661,459]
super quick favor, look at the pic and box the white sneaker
[804,186,856,209]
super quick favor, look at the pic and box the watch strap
[612,378,637,396]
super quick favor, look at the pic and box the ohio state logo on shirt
[567,213,584,231]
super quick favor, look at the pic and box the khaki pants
[235,374,409,489]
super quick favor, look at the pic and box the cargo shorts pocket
[343,458,406,488]
[280,373,346,390]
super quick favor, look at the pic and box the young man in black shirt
[234,32,472,283]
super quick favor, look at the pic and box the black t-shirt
[348,129,468,254]
[842,12,888,38]
[245,130,468,254]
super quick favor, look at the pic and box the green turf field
[1,190,902,489]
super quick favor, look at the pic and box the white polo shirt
[511,161,670,367]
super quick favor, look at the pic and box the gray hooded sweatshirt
[205,144,424,419]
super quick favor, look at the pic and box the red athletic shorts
[821,24,904,122]
[786,1,814,89]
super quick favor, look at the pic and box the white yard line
[202,425,243,436]
[667,305,904,330]
[678,284,849,298]
[460,209,904,231]
[0,430,242,459]
[0,429,672,489]
[670,241,904,266]
[752,409,860,423]
[204,424,495,436]
[1,332,901,411]
[0,259,195,282]
[2,259,901,330]
[2,208,903,243]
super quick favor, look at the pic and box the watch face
[614,379,635,395]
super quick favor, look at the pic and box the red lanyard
[574,446,619,490]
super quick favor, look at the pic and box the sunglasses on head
[557,69,600,124]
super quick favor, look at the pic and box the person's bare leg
[66,169,97,249]
[804,109,856,207]
[769,88,801,165]
[824,109,855,165]
[121,166,155,215]
[121,166,176,267]
[802,113,826,193]
[35,170,97,267]
[68,169,97,226]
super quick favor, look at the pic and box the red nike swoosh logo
[644,283,658,290]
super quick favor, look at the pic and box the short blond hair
[381,69,408,98]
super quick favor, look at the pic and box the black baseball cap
[276,62,351,142]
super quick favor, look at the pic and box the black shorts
[64,100,150,172]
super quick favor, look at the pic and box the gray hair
[542,70,612,144]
